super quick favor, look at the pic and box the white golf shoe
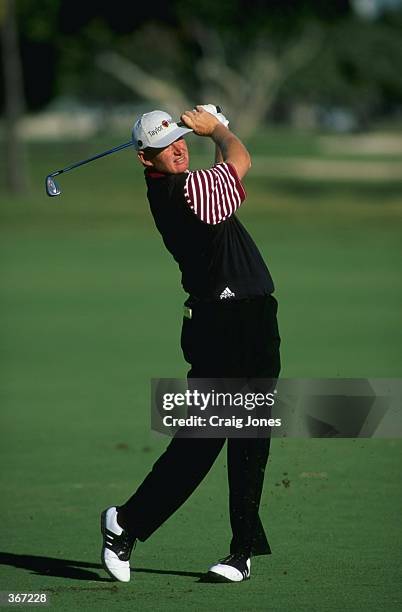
[207,553,251,582]
[101,506,135,582]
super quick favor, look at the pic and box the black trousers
[118,294,281,557]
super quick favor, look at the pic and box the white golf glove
[197,104,229,128]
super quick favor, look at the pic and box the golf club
[45,140,134,197]
[45,105,223,197]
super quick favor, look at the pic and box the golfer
[101,105,281,583]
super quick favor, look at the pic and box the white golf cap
[132,110,193,151]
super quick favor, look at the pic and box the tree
[96,20,323,139]
[1,0,28,193]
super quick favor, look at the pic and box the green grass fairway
[1,133,402,610]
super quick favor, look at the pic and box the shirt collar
[144,168,190,179]
[144,168,167,179]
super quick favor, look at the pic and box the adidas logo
[219,287,235,300]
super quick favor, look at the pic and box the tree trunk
[1,0,28,193]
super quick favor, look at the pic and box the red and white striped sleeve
[184,162,246,225]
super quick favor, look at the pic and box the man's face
[139,137,189,174]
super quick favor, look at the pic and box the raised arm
[215,142,224,165]
[181,106,251,180]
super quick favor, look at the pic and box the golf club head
[46,175,61,197]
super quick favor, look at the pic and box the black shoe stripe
[101,519,136,562]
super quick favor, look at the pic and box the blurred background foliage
[1,0,402,195]
[1,0,402,123]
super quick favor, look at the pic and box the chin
[172,162,188,173]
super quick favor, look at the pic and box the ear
[137,151,154,168]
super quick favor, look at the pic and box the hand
[216,112,229,128]
[181,106,221,136]
[197,104,229,128]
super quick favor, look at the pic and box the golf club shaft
[50,140,134,177]
[48,107,222,179]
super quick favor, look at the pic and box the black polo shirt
[145,162,274,302]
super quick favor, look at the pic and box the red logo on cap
[162,120,169,128]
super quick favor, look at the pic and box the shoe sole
[204,570,250,583]
[100,509,130,582]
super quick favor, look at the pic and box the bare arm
[210,124,251,179]
[181,107,251,180]
[215,143,224,165]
